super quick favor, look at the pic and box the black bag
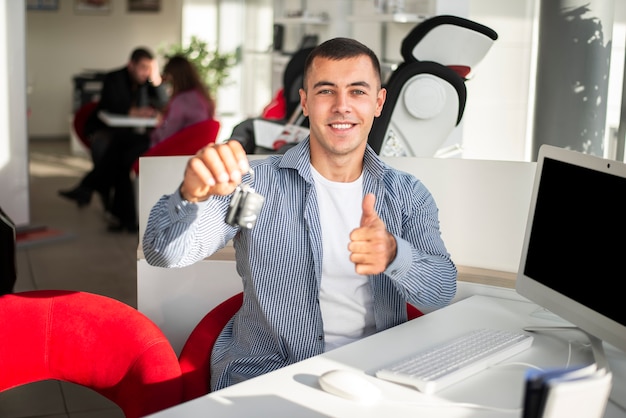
[0,206,17,296]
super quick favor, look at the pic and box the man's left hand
[348,193,397,275]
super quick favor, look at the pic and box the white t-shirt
[310,165,376,351]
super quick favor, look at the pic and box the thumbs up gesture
[348,193,397,275]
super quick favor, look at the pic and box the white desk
[98,110,158,128]
[146,295,626,417]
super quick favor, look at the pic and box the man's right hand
[180,141,250,203]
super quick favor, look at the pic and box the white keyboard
[375,328,533,394]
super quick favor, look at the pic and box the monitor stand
[524,326,625,411]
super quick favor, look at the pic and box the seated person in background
[84,46,168,164]
[60,46,167,209]
[60,54,216,233]
[148,55,216,147]
[142,38,457,390]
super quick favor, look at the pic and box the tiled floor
[1,138,137,417]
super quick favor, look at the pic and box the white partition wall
[384,157,536,272]
[137,155,535,354]
[137,156,243,355]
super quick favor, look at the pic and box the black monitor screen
[523,157,626,328]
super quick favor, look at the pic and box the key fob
[225,184,265,229]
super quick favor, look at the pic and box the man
[84,47,168,163]
[59,48,168,212]
[142,38,457,391]
[59,47,168,224]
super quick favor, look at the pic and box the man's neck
[310,156,363,182]
[310,147,366,182]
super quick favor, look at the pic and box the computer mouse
[318,369,382,402]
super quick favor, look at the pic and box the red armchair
[132,118,221,175]
[0,290,183,418]
[71,101,99,155]
[178,292,244,402]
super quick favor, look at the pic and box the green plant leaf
[158,35,237,94]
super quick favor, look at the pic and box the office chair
[279,46,315,126]
[71,100,99,154]
[178,291,423,402]
[232,46,315,153]
[130,119,220,232]
[369,15,498,157]
[0,290,183,418]
[178,292,244,402]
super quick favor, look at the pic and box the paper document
[522,364,612,418]
[253,119,309,150]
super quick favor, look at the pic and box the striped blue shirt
[143,138,457,391]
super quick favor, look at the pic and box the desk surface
[98,110,157,127]
[147,295,626,417]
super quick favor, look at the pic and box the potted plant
[159,36,237,96]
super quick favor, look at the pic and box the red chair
[132,118,221,175]
[178,292,243,402]
[0,290,183,418]
[406,303,424,320]
[177,292,423,402]
[72,101,99,152]
[261,88,286,120]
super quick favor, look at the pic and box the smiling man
[142,37,457,391]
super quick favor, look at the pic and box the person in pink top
[151,55,216,146]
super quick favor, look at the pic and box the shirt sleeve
[381,176,457,310]
[142,186,236,268]
[383,235,413,278]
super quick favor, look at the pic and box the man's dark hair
[130,47,154,63]
[302,37,382,89]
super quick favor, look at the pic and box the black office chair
[230,46,314,153]
[369,15,498,157]
[282,46,315,126]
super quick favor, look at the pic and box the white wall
[463,1,536,161]
[0,2,29,226]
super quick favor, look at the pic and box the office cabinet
[72,71,105,112]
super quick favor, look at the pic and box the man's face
[128,57,153,84]
[300,55,386,158]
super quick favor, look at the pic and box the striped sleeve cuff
[384,234,412,279]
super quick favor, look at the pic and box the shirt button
[317,335,323,341]
[391,269,397,275]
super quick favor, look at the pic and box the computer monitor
[516,145,626,363]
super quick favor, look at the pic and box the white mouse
[318,369,382,402]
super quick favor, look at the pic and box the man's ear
[299,88,308,117]
[375,87,387,117]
